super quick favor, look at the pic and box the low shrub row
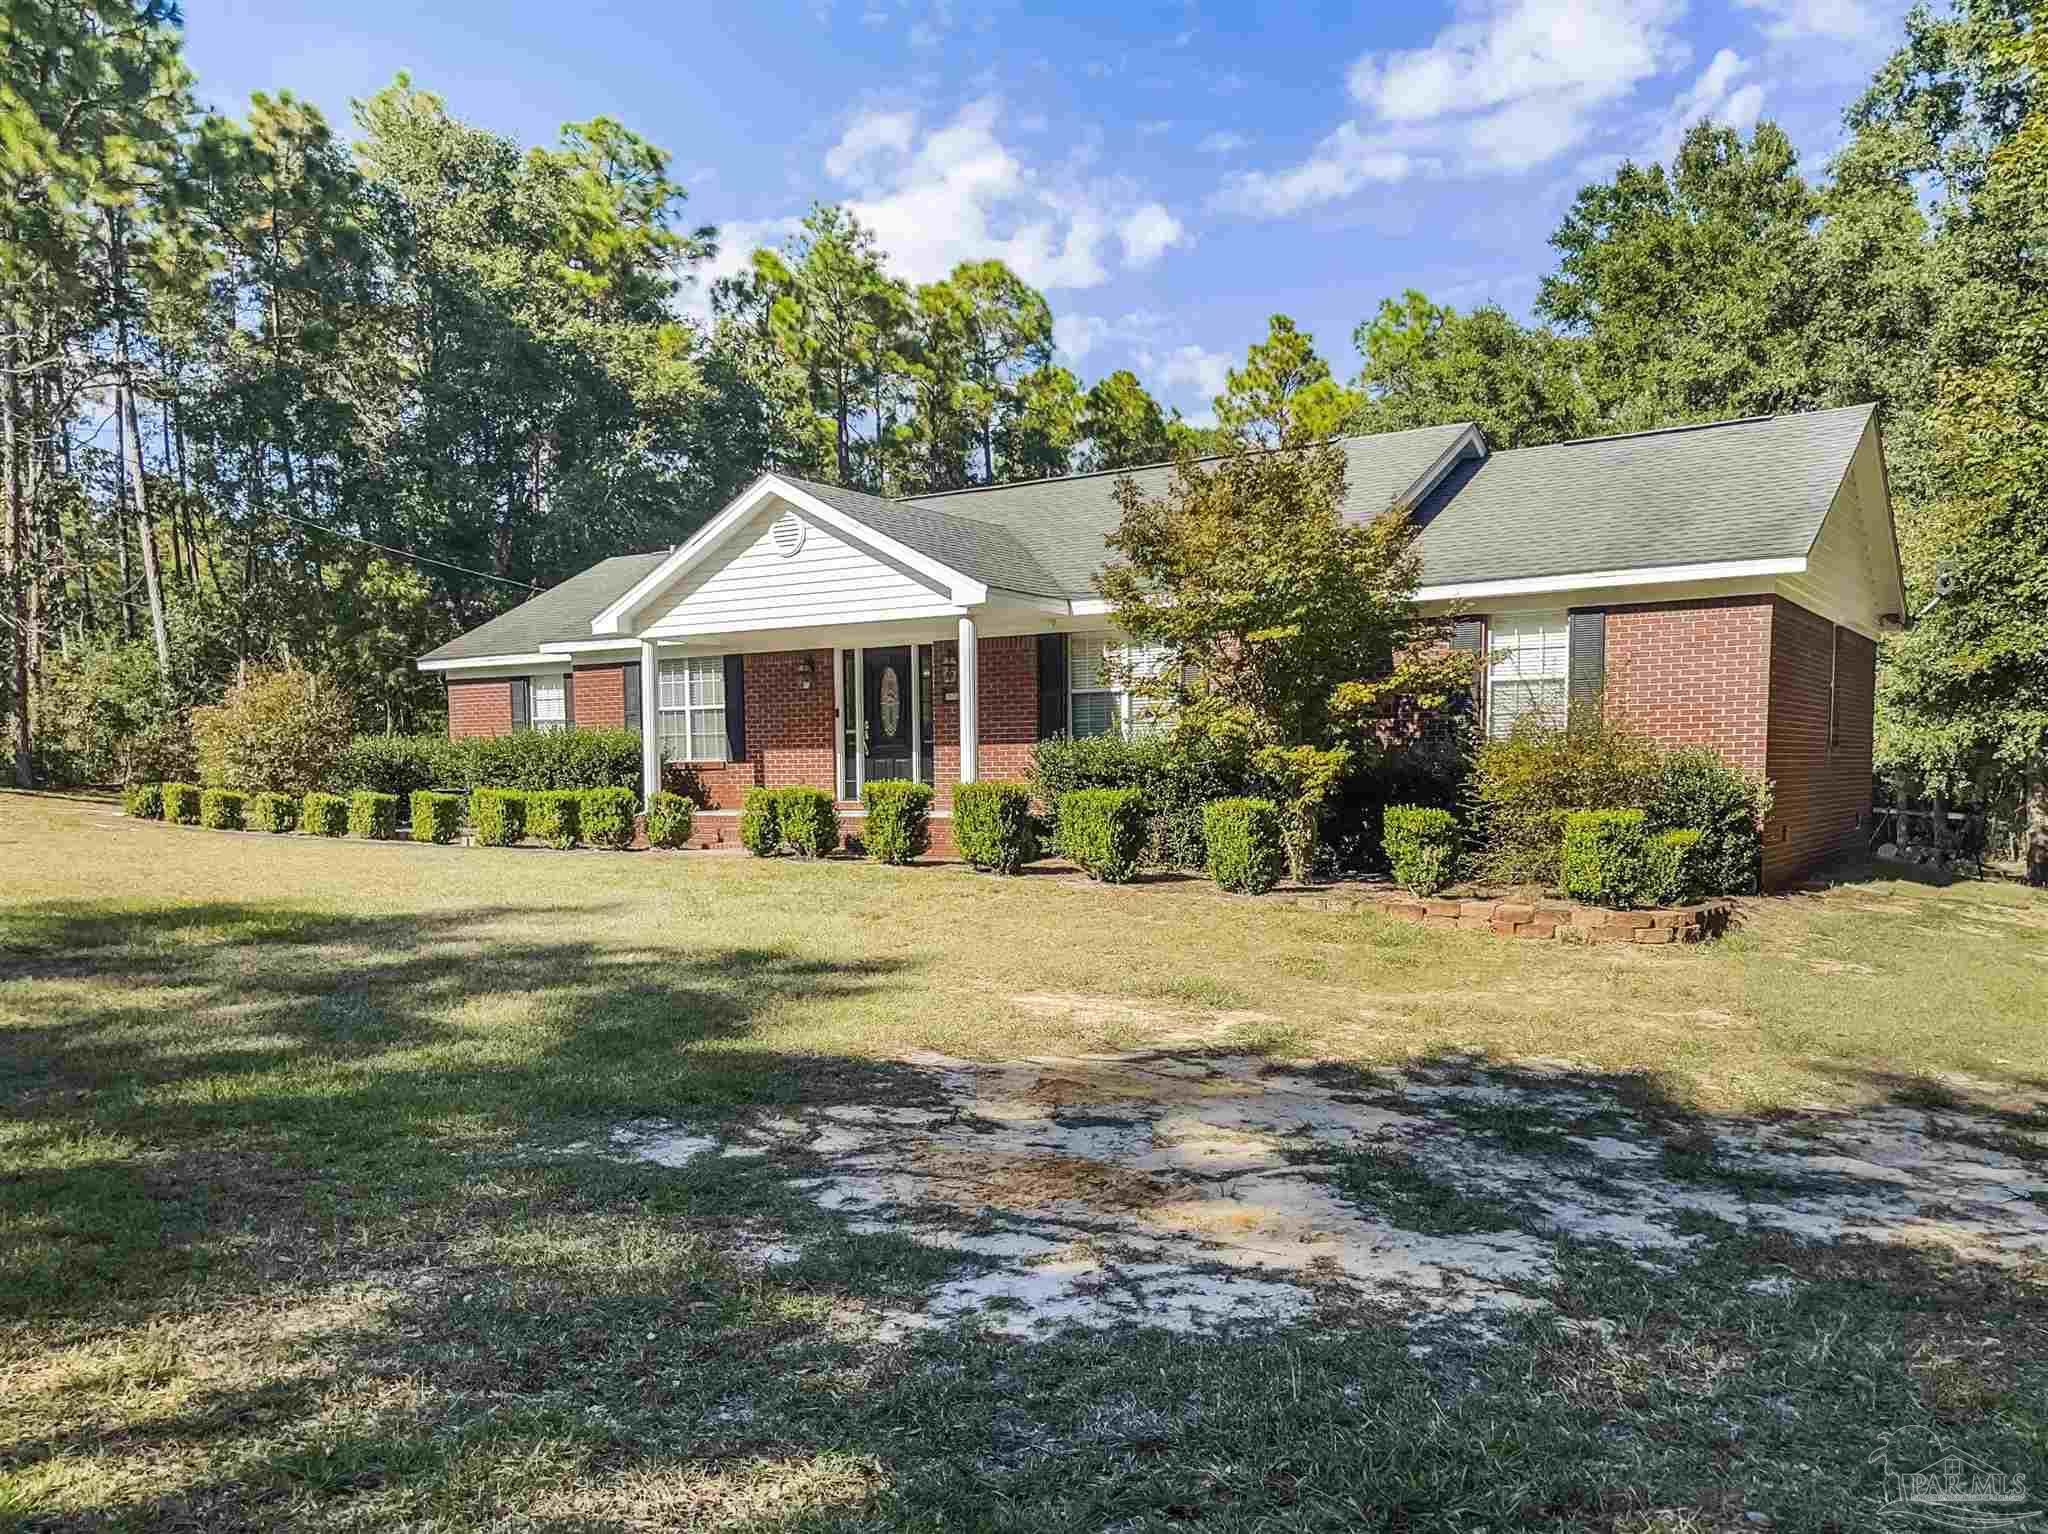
[125,781,701,853]
[1559,810,1704,909]
[324,728,643,799]
[1382,806,1460,896]
[737,786,843,858]
[860,780,933,864]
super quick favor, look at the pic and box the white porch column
[957,614,979,784]
[639,639,660,805]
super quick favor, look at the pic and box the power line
[261,506,542,592]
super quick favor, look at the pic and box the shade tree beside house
[419,405,1903,889]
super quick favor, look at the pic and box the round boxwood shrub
[349,789,399,841]
[645,791,695,849]
[1560,808,1652,908]
[471,788,527,847]
[249,792,299,834]
[1203,797,1285,894]
[163,782,201,825]
[580,787,640,850]
[1645,827,1704,906]
[953,781,1038,873]
[777,786,840,858]
[198,788,246,831]
[1058,787,1146,883]
[122,782,164,820]
[860,779,933,864]
[738,787,782,856]
[1646,748,1769,896]
[410,790,463,845]
[528,789,582,850]
[301,792,349,837]
[1382,805,1460,896]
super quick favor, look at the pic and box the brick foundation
[1298,889,1734,944]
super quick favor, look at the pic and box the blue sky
[184,0,1911,426]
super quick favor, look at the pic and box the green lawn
[3,789,2045,1531]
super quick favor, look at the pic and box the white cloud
[1141,343,1233,402]
[1649,48,1765,161]
[823,109,917,182]
[1055,309,1170,363]
[1217,0,1696,215]
[676,215,802,331]
[810,101,1188,293]
[1118,204,1186,269]
[1197,130,1249,154]
[1734,0,1878,41]
[1138,119,1174,137]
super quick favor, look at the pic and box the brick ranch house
[419,404,1906,888]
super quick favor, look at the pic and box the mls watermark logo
[1871,1443,2041,1530]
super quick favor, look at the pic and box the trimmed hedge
[645,791,695,849]
[1383,805,1461,896]
[349,790,399,840]
[1559,809,1652,908]
[1204,797,1285,894]
[249,792,298,834]
[1032,734,1248,870]
[1646,749,1770,897]
[777,787,840,858]
[410,790,463,845]
[860,779,933,864]
[324,727,643,798]
[954,781,1038,873]
[1646,828,1704,906]
[199,788,245,831]
[122,782,164,820]
[529,790,581,850]
[164,782,201,825]
[738,788,781,856]
[580,787,639,850]
[302,792,349,837]
[1059,787,1146,883]
[471,788,527,847]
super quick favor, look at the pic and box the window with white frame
[1485,610,1570,739]
[1069,634,1173,739]
[530,675,568,733]
[657,656,727,762]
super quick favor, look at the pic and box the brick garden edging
[1295,890,1736,944]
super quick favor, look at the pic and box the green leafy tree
[1212,314,1364,447]
[1354,290,1596,448]
[1097,440,1473,876]
[1078,369,1171,469]
[950,258,1053,482]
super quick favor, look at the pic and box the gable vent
[770,510,807,559]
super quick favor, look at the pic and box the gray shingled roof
[419,551,670,662]
[898,422,1474,594]
[1409,404,1874,587]
[778,474,1067,598]
[419,409,1876,663]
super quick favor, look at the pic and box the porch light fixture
[796,656,816,690]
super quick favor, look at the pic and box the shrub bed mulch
[1297,882,1736,944]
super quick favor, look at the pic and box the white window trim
[529,673,568,733]
[1482,609,1571,740]
[657,655,729,764]
[1068,632,1172,740]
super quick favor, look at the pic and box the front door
[862,646,913,784]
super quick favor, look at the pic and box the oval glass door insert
[879,667,901,736]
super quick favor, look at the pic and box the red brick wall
[447,677,513,738]
[664,647,837,808]
[1603,596,1773,779]
[1764,599,1874,886]
[572,664,627,729]
[931,634,1041,800]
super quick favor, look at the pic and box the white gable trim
[1414,557,1807,605]
[1396,424,1488,513]
[591,475,989,636]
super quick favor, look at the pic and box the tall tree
[1213,314,1363,447]
[1078,369,1171,470]
[1353,290,1596,448]
[950,258,1053,483]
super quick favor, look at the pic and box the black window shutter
[623,663,642,734]
[724,655,747,762]
[564,671,576,728]
[509,676,530,733]
[1449,618,1484,723]
[1036,633,1069,739]
[1568,609,1606,718]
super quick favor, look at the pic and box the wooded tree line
[2,0,2043,865]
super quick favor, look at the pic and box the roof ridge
[1489,404,1874,457]
[896,421,1477,504]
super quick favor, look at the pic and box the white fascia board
[592,475,987,636]
[417,652,555,674]
[535,638,645,656]
[1068,597,1114,617]
[1413,557,1807,606]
